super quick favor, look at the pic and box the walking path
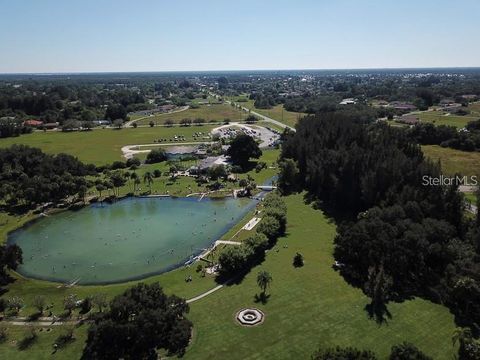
[186,284,225,303]
[215,240,241,246]
[125,105,189,127]
[1,316,82,326]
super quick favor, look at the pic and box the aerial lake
[9,197,255,284]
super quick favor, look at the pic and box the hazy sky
[1,0,479,73]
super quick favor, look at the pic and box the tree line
[407,120,480,152]
[217,193,286,279]
[0,145,96,210]
[279,114,480,340]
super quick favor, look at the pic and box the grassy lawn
[468,102,480,116]
[135,104,244,125]
[0,126,216,165]
[231,98,305,128]
[0,325,88,360]
[464,192,478,205]
[422,145,480,177]
[416,111,478,128]
[183,194,457,359]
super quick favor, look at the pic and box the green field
[134,104,245,125]
[0,126,216,165]
[231,97,305,128]
[183,194,456,359]
[468,102,480,116]
[416,111,479,128]
[422,145,480,177]
[464,192,478,205]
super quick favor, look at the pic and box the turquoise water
[9,197,255,284]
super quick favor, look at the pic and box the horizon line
[2,66,480,76]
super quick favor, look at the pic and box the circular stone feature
[236,308,265,326]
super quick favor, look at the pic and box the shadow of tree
[17,334,37,350]
[254,292,270,304]
[364,301,392,325]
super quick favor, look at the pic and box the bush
[80,297,93,314]
[312,346,378,360]
[255,162,267,173]
[293,252,304,267]
[180,118,192,126]
[153,169,162,178]
[389,342,432,360]
[7,296,24,315]
[0,326,7,343]
[145,149,167,164]
[126,157,141,168]
[111,161,126,170]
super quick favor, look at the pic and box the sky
[0,0,479,73]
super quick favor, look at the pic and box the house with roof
[23,119,43,127]
[397,114,420,125]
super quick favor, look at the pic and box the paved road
[209,92,296,132]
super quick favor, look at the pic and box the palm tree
[257,270,272,295]
[130,172,138,193]
[134,177,141,194]
[143,171,154,193]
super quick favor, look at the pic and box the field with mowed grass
[231,98,305,127]
[468,102,480,116]
[134,103,244,125]
[422,145,480,177]
[183,194,457,359]
[0,125,216,165]
[464,192,478,205]
[416,111,479,128]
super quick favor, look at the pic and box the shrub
[145,149,167,164]
[293,252,304,267]
[312,346,378,360]
[111,161,126,170]
[126,157,141,168]
[0,326,7,343]
[255,162,267,173]
[389,342,432,360]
